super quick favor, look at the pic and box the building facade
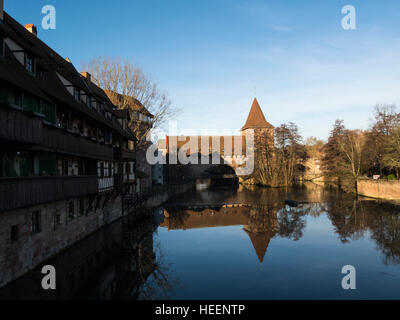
[104,91,154,199]
[162,97,274,180]
[0,11,143,287]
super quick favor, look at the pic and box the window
[22,93,40,113]
[67,201,75,221]
[3,151,34,177]
[26,54,34,73]
[104,162,109,177]
[88,195,95,214]
[87,96,92,108]
[62,158,69,176]
[78,159,85,176]
[99,162,104,177]
[79,199,85,217]
[37,68,45,79]
[10,225,19,242]
[40,100,56,123]
[31,211,41,234]
[54,210,62,226]
[74,88,80,101]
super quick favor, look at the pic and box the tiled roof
[0,46,51,102]
[242,98,273,130]
[104,90,154,118]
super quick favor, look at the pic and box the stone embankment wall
[0,182,194,289]
[144,182,194,208]
[357,179,400,200]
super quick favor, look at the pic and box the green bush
[387,174,397,180]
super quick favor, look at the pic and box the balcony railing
[121,149,136,160]
[41,125,114,160]
[0,106,114,160]
[0,105,43,145]
[99,176,114,193]
[0,176,98,212]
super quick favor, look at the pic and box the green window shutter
[23,93,40,113]
[41,100,56,123]
[39,154,57,175]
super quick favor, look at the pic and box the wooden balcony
[0,106,114,160]
[41,125,114,160]
[0,176,98,212]
[114,173,135,191]
[114,147,136,160]
[0,105,43,145]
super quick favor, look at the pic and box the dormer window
[87,96,92,108]
[80,92,86,104]
[73,88,80,101]
[25,54,34,73]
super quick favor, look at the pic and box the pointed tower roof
[242,98,273,131]
[244,229,272,263]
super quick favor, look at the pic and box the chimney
[0,0,4,21]
[25,24,37,36]
[81,72,91,82]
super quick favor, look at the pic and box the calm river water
[1,183,400,300]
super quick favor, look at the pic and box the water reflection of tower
[162,203,281,263]
[243,205,278,263]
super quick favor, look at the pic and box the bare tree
[365,104,400,175]
[254,123,306,187]
[305,136,324,159]
[322,120,366,191]
[337,129,366,184]
[82,57,178,144]
[382,127,400,178]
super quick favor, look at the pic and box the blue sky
[6,0,400,140]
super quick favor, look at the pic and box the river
[1,183,400,300]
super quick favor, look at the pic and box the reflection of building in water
[0,214,160,300]
[162,204,280,263]
[243,206,278,263]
